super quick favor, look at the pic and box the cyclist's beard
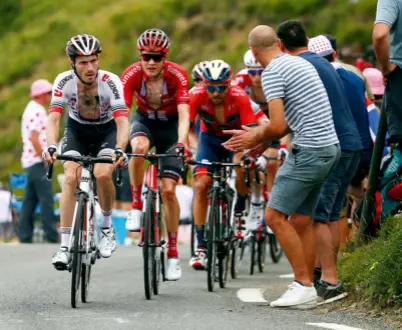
[73,67,98,86]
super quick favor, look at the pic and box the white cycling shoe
[52,247,71,270]
[248,202,264,231]
[166,258,182,281]
[99,228,116,258]
[126,209,142,232]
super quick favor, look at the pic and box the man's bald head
[249,25,278,49]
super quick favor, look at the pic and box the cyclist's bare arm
[177,104,190,147]
[46,112,61,162]
[114,116,129,151]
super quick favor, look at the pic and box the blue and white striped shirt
[262,53,339,148]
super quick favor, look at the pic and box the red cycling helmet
[137,29,170,54]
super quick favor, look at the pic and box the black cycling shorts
[61,118,117,158]
[130,112,181,181]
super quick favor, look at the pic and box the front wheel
[71,194,85,309]
[81,263,91,303]
[269,233,283,263]
[143,190,156,300]
[207,191,218,292]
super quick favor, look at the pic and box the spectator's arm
[373,23,391,73]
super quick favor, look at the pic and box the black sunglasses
[247,69,264,76]
[141,54,164,62]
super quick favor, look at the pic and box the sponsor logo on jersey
[106,79,121,100]
[102,74,110,82]
[121,65,142,85]
[167,65,187,86]
[54,89,63,97]
[57,74,73,90]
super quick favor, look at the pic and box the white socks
[100,209,112,228]
[60,227,71,248]
[251,190,263,204]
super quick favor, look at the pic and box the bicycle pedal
[137,242,143,247]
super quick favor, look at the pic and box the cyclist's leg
[52,123,83,267]
[126,114,152,230]
[233,152,250,217]
[265,141,280,193]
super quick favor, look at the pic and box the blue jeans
[314,150,361,223]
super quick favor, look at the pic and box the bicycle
[187,159,246,292]
[230,156,283,278]
[46,153,122,308]
[127,147,184,300]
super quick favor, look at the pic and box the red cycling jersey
[231,69,265,120]
[121,61,189,120]
[190,85,257,136]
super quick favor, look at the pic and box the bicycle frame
[68,165,98,264]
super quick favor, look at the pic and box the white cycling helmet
[243,49,262,68]
[192,61,209,82]
[202,60,232,83]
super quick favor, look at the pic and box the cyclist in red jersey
[188,60,257,270]
[121,29,190,281]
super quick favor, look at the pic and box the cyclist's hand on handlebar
[42,144,58,163]
[113,148,128,167]
[175,143,192,161]
[256,156,267,171]
[279,144,289,160]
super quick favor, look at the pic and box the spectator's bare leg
[266,207,311,286]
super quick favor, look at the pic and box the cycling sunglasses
[140,53,165,62]
[205,84,228,93]
[248,69,264,76]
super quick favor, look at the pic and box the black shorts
[130,112,181,181]
[270,140,280,149]
[61,118,117,158]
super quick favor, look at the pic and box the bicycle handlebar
[186,160,241,167]
[46,155,122,186]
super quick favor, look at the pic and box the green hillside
[0,0,377,182]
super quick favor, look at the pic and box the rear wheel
[269,234,283,263]
[249,234,256,275]
[71,194,85,308]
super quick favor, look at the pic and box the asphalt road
[0,243,396,330]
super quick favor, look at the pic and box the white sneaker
[99,228,116,258]
[126,209,142,232]
[52,247,71,270]
[166,258,182,281]
[189,248,207,270]
[248,202,264,231]
[270,281,317,309]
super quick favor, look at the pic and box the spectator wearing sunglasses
[188,59,257,270]
[120,28,191,281]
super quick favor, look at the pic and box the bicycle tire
[71,193,85,308]
[269,233,283,263]
[207,190,218,292]
[257,235,267,273]
[143,189,155,300]
[152,192,161,295]
[249,234,256,275]
[81,263,91,303]
[219,201,231,288]
[190,217,195,257]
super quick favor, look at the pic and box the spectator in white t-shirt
[0,182,16,240]
[19,79,58,243]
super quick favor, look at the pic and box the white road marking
[115,318,130,324]
[306,323,365,330]
[237,288,268,303]
[279,273,294,278]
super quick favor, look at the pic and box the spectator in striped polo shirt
[276,21,364,305]
[223,25,340,309]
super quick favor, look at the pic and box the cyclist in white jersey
[44,34,129,270]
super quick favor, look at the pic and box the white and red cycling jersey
[49,70,128,124]
[231,69,266,120]
[121,61,189,120]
